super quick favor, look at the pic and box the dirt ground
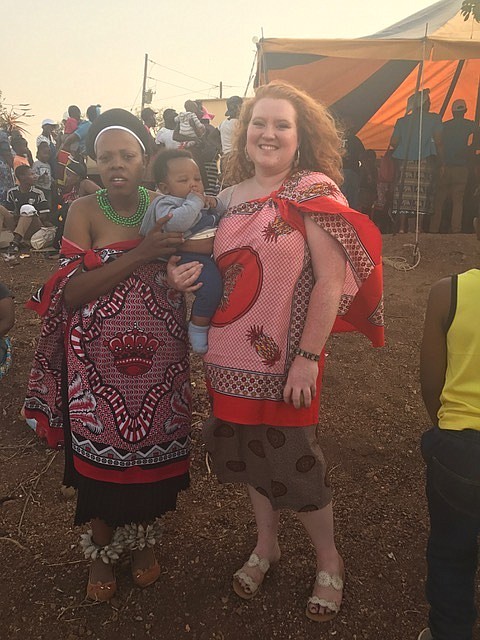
[0,233,479,640]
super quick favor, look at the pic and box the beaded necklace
[96,186,149,227]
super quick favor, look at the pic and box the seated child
[174,101,205,147]
[32,141,53,206]
[139,149,224,354]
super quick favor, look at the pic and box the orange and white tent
[256,0,480,152]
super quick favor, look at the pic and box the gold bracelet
[293,347,320,362]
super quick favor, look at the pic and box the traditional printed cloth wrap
[204,171,384,427]
[24,238,191,485]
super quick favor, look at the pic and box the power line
[148,58,217,87]
[147,75,218,97]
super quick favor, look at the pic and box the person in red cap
[432,99,480,233]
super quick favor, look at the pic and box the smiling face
[246,98,299,177]
[160,157,204,199]
[95,129,146,194]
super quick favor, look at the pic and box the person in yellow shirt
[419,218,480,640]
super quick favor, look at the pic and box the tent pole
[475,75,480,125]
[393,58,424,235]
[439,60,465,118]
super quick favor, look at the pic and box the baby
[140,149,224,354]
[174,100,205,146]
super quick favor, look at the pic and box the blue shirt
[75,120,92,155]
[392,111,443,161]
[442,118,479,166]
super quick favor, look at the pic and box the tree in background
[0,92,33,136]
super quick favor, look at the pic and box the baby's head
[153,149,204,199]
[184,100,199,115]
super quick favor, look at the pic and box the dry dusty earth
[0,233,479,640]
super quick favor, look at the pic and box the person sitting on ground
[140,149,224,354]
[174,100,205,146]
[11,136,32,173]
[0,281,14,380]
[32,142,53,206]
[419,216,480,640]
[0,165,50,253]
[155,109,181,150]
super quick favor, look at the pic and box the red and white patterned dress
[204,170,384,428]
[25,238,191,526]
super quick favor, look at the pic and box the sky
[1,0,438,146]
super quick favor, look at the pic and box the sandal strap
[233,570,260,594]
[246,553,270,573]
[233,553,271,595]
[316,570,343,591]
[307,596,340,613]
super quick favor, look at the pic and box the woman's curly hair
[223,81,344,186]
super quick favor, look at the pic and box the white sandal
[232,553,272,600]
[306,566,344,622]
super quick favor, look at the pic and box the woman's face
[95,130,146,195]
[246,98,299,176]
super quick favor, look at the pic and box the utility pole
[219,81,223,99]
[141,53,148,112]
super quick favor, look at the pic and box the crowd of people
[0,83,479,640]
[0,96,243,258]
[341,91,480,235]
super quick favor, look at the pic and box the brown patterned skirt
[203,417,332,511]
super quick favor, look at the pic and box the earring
[293,147,301,168]
[244,145,252,163]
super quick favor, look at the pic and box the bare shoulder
[427,276,453,328]
[429,276,452,301]
[63,195,97,247]
[68,193,98,216]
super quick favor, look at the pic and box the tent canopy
[257,0,480,152]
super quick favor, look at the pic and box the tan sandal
[86,564,117,602]
[80,530,122,603]
[233,553,273,600]
[306,566,345,622]
[131,549,160,588]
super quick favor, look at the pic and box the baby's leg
[178,252,223,354]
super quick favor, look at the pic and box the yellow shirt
[438,269,480,431]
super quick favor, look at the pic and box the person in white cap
[432,98,480,233]
[36,118,57,148]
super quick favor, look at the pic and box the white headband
[94,126,146,154]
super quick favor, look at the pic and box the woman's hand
[133,215,184,263]
[167,256,204,292]
[283,356,318,409]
